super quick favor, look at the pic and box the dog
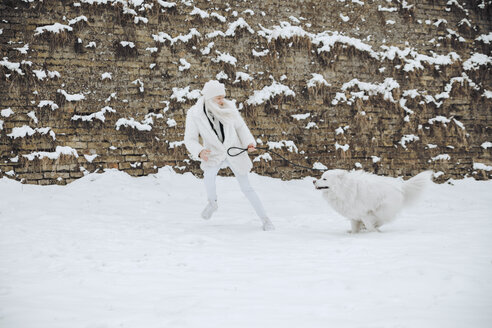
[313,169,432,233]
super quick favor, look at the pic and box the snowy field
[1,168,491,328]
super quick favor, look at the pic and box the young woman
[184,80,275,231]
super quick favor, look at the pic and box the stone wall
[0,0,491,185]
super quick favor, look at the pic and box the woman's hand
[247,143,256,153]
[199,149,211,161]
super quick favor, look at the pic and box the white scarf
[204,98,239,124]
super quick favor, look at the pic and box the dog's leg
[362,213,382,233]
[349,220,362,233]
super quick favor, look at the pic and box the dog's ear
[334,169,347,179]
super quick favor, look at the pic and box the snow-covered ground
[1,168,491,328]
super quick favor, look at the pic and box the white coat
[184,97,256,175]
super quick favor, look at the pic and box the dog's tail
[402,171,433,206]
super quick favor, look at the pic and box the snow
[178,58,191,71]
[27,111,38,124]
[378,5,398,12]
[157,0,176,8]
[211,13,226,23]
[252,153,272,162]
[0,57,24,75]
[168,140,185,148]
[243,9,254,16]
[371,156,381,163]
[152,29,200,45]
[333,78,399,105]
[289,16,300,24]
[215,71,228,80]
[399,134,419,148]
[132,79,144,93]
[1,107,14,118]
[463,53,492,71]
[1,169,490,327]
[171,86,201,103]
[305,122,318,129]
[200,42,214,55]
[7,125,56,139]
[22,146,78,161]
[246,81,296,106]
[458,18,471,27]
[84,154,98,163]
[134,16,148,24]
[166,118,177,127]
[252,49,269,57]
[212,51,237,66]
[267,140,298,153]
[307,73,330,88]
[190,7,209,19]
[291,113,310,121]
[433,19,447,27]
[120,41,135,48]
[38,100,59,111]
[225,18,254,36]
[481,142,492,149]
[312,162,327,170]
[33,69,59,80]
[71,106,115,123]
[115,118,152,132]
[48,70,60,78]
[335,127,344,135]
[233,72,253,84]
[34,23,73,35]
[475,32,492,44]
[431,154,451,161]
[445,28,466,43]
[429,116,451,126]
[335,142,350,151]
[340,14,350,22]
[68,15,88,25]
[57,89,85,102]
[15,44,29,54]
[473,163,492,171]
[101,72,112,80]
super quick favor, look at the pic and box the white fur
[314,169,432,233]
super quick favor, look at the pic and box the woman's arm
[235,114,256,148]
[184,112,205,159]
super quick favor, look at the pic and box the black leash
[227,146,325,172]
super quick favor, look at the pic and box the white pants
[203,160,267,219]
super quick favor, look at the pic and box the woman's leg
[234,173,268,218]
[201,163,221,219]
[231,169,274,230]
[203,163,221,203]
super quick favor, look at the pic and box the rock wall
[0,0,491,185]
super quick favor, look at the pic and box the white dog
[313,169,432,233]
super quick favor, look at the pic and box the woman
[184,80,275,231]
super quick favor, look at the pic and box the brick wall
[0,0,491,185]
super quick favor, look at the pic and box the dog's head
[313,169,347,191]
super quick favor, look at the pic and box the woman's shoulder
[186,98,204,117]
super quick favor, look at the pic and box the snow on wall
[1,0,491,184]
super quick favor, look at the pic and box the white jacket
[184,97,256,175]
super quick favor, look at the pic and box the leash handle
[227,146,324,172]
[227,146,267,157]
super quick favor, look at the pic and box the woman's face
[213,95,225,106]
